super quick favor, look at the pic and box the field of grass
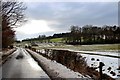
[32,43,120,52]
[50,38,63,43]
[20,38,120,51]
[72,44,120,51]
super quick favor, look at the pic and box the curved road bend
[1,48,50,79]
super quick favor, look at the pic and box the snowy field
[80,53,120,78]
[57,49,120,78]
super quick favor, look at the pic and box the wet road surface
[1,48,50,79]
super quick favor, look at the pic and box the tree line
[65,25,120,45]
[22,25,120,45]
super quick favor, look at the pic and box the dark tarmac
[1,48,50,79]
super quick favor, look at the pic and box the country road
[0,47,86,80]
[1,48,50,79]
[1,47,118,79]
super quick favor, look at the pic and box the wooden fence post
[99,62,105,80]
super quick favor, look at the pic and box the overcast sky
[15,1,118,40]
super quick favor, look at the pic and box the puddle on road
[16,53,24,60]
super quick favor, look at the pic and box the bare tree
[2,0,27,27]
[1,0,27,48]
[69,25,82,44]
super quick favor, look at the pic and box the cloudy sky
[15,1,118,40]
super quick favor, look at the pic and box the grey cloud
[15,31,55,40]
[17,2,118,40]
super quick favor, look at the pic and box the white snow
[80,53,120,78]
[37,48,120,78]
[0,48,16,65]
[27,49,90,79]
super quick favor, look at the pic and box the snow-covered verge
[0,48,16,65]
[27,49,90,79]
[2,48,16,56]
